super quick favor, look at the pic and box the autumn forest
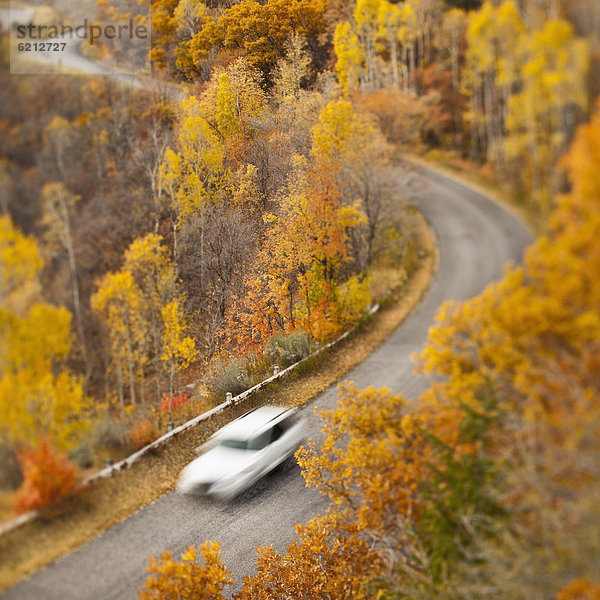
[1,0,600,597]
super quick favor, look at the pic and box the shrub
[425,148,453,164]
[130,418,154,450]
[265,331,312,367]
[242,353,272,381]
[203,358,252,399]
[139,542,232,600]
[160,391,190,414]
[172,396,213,424]
[13,438,80,514]
[70,440,93,469]
[91,417,126,449]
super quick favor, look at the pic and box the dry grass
[0,212,437,594]
[0,494,16,530]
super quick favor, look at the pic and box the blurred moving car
[177,405,305,500]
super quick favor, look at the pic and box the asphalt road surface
[1,165,532,600]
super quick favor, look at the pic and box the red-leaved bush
[160,391,190,414]
[13,438,80,514]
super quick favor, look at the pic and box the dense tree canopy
[0,217,89,453]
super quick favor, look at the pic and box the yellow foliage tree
[149,0,179,71]
[139,542,233,600]
[505,18,589,211]
[334,0,440,94]
[0,216,88,452]
[312,100,360,161]
[312,99,391,269]
[273,34,312,101]
[159,95,227,279]
[334,21,364,94]
[215,73,240,139]
[93,233,190,414]
[0,215,43,314]
[160,300,197,422]
[463,0,526,164]
[197,58,267,143]
[92,269,146,416]
[463,1,589,205]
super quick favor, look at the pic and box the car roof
[216,405,292,441]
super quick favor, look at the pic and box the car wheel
[279,454,297,472]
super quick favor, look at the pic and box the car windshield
[218,439,248,450]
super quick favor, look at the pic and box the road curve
[1,164,533,600]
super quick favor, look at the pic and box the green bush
[265,331,312,367]
[204,358,253,400]
[69,440,94,469]
[237,352,267,379]
[91,417,127,450]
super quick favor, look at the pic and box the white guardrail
[0,304,379,537]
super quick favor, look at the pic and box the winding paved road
[1,165,532,599]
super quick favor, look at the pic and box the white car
[177,405,305,500]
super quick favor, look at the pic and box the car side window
[248,430,271,450]
[220,439,248,450]
[279,414,298,431]
[271,424,284,442]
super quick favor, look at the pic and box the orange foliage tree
[13,438,80,514]
[410,99,600,597]
[417,99,600,447]
[558,579,600,600]
[222,101,377,354]
[236,518,380,600]
[295,381,504,596]
[224,157,366,353]
[180,0,327,83]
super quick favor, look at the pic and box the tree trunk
[390,32,399,88]
[56,193,90,386]
[116,355,126,442]
[139,363,146,413]
[125,325,136,408]
[167,361,175,424]
[173,218,179,278]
